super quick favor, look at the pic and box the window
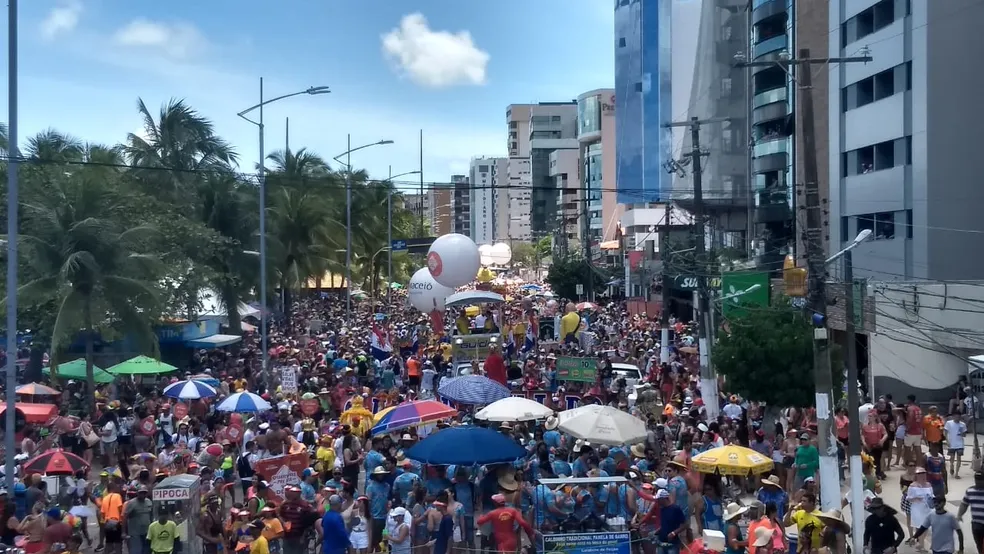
[721,78,732,97]
[509,121,517,129]
[842,0,900,47]
[842,63,910,111]
[875,212,895,239]
[635,82,643,92]
[843,136,911,176]
[551,115,562,122]
[618,37,627,48]
[905,209,913,239]
[857,214,875,233]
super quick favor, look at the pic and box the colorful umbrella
[370,400,458,436]
[23,449,89,475]
[43,359,116,383]
[373,405,397,424]
[216,391,272,413]
[163,379,217,400]
[691,445,775,476]
[405,426,526,465]
[107,355,178,375]
[130,453,157,463]
[576,302,598,311]
[16,383,60,396]
[437,375,511,405]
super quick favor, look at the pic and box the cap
[401,433,413,441]
[654,478,668,489]
[804,476,816,482]
[656,489,671,499]
[799,432,810,440]
[137,485,149,493]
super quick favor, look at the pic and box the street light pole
[333,138,396,327]
[237,80,330,372]
[5,0,19,491]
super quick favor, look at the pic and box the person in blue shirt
[366,467,392,549]
[654,489,687,553]
[572,445,593,477]
[755,475,789,520]
[424,465,452,498]
[363,437,387,488]
[450,467,476,540]
[392,470,418,506]
[666,461,691,519]
[299,468,318,504]
[543,417,562,449]
[321,495,350,554]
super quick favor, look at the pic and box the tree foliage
[0,97,418,391]
[712,299,843,407]
[546,256,611,300]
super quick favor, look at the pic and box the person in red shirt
[483,346,507,386]
[904,394,923,464]
[476,494,534,553]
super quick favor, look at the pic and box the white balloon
[427,233,481,288]
[489,242,512,265]
[478,244,494,266]
[408,268,454,313]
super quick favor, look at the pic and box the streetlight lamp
[826,227,872,553]
[333,137,395,326]
[384,169,421,306]
[236,79,330,373]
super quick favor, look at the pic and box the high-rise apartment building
[528,103,578,239]
[469,157,501,244]
[429,185,453,237]
[491,158,510,242]
[614,0,672,205]
[451,174,471,237]
[829,0,984,280]
[576,89,620,259]
[505,105,533,241]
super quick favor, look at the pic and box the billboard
[720,271,771,318]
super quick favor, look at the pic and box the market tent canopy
[0,403,58,424]
[186,334,242,349]
[43,359,116,383]
[107,355,178,375]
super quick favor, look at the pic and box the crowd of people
[0,281,975,554]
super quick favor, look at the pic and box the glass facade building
[614,0,671,205]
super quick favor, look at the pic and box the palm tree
[266,186,341,325]
[26,129,83,161]
[0,122,7,154]
[9,175,161,411]
[124,98,238,203]
[265,148,331,188]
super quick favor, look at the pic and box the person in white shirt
[722,395,744,421]
[419,362,437,399]
[944,411,968,478]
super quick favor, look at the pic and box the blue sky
[2,0,615,185]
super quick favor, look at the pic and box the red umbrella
[22,449,89,475]
[16,383,60,396]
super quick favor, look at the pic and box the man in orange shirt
[100,482,125,554]
[406,355,421,390]
[923,405,945,453]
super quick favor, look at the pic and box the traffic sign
[575,284,584,295]
[390,240,408,252]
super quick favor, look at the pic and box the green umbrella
[43,359,116,383]
[389,282,404,290]
[107,355,178,375]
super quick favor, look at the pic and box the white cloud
[40,0,82,41]
[381,13,489,88]
[113,19,208,60]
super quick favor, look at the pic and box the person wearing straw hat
[817,510,850,554]
[757,475,790,520]
[722,502,749,554]
[543,416,561,448]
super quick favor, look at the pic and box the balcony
[753,87,787,109]
[752,0,789,25]
[754,202,791,224]
[752,137,789,157]
[752,100,789,126]
[754,35,788,59]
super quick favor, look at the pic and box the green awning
[43,359,116,383]
[107,355,178,375]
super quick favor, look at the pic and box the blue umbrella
[163,379,217,400]
[438,375,511,405]
[216,391,272,413]
[405,426,527,465]
[518,284,542,291]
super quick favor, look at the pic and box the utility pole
[419,130,425,236]
[660,206,672,364]
[582,158,594,301]
[663,116,728,421]
[737,47,871,513]
[843,249,863,550]
[5,0,19,491]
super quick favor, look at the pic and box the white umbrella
[556,405,648,446]
[476,397,554,422]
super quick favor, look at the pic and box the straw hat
[497,474,519,491]
[630,443,647,458]
[818,509,851,533]
[666,460,688,472]
[751,526,775,547]
[371,466,389,476]
[544,416,559,430]
[722,502,748,521]
[761,475,783,488]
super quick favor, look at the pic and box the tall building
[548,148,581,256]
[829,0,984,280]
[491,157,510,241]
[614,0,672,205]
[576,89,620,258]
[402,193,430,223]
[468,157,500,244]
[429,185,453,237]
[670,0,750,250]
[451,174,471,237]
[528,102,578,239]
[505,105,533,241]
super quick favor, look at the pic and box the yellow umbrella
[691,444,774,476]
[374,405,397,424]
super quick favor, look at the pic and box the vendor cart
[152,474,202,554]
